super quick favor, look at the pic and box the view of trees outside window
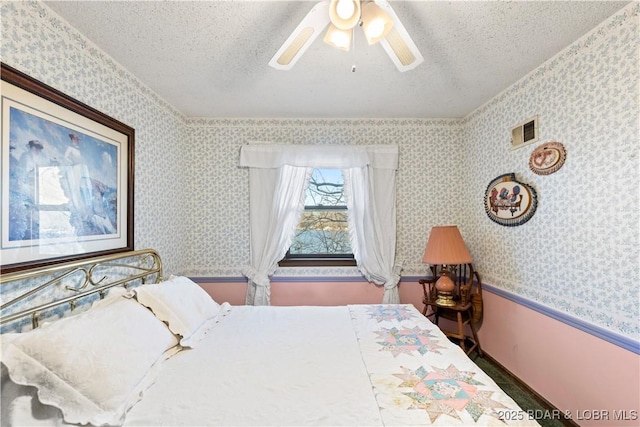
[288,169,352,256]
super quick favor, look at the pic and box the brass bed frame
[0,249,162,330]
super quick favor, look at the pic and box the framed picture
[529,141,566,175]
[484,173,537,226]
[1,63,134,273]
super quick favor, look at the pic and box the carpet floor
[471,353,569,427]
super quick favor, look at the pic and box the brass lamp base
[435,291,456,306]
[435,272,456,306]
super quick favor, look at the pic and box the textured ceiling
[44,1,629,119]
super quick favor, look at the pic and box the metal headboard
[0,249,163,329]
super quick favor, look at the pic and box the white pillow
[133,276,222,347]
[1,294,179,426]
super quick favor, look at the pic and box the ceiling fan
[269,0,423,72]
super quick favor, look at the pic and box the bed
[0,250,539,426]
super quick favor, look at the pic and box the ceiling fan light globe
[361,2,394,44]
[323,25,352,51]
[329,0,361,30]
[336,0,355,19]
[368,20,385,39]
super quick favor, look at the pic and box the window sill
[278,258,356,267]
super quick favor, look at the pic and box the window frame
[279,169,355,267]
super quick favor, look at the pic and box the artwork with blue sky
[7,107,119,243]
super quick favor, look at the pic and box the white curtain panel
[242,165,311,305]
[239,144,400,305]
[343,147,401,304]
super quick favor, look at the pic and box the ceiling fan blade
[269,1,331,70]
[374,0,424,72]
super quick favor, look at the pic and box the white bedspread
[124,305,383,426]
[2,304,539,426]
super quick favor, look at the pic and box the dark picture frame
[1,63,134,273]
[484,173,537,226]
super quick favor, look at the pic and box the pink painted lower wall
[196,278,639,426]
[479,290,640,427]
[196,279,425,309]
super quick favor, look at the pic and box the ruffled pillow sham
[133,276,225,348]
[1,292,179,426]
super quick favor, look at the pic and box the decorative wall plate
[529,141,566,175]
[484,173,538,226]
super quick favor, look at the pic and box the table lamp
[422,226,472,306]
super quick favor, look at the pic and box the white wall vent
[511,116,538,149]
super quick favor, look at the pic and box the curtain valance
[239,144,398,170]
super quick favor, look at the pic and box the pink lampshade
[422,225,472,265]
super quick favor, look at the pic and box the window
[241,143,399,304]
[279,168,355,266]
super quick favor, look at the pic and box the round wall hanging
[529,141,566,175]
[484,173,538,226]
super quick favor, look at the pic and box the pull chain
[351,26,357,72]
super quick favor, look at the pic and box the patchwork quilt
[349,304,540,426]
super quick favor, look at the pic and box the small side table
[419,277,483,357]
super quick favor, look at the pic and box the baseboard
[478,351,579,427]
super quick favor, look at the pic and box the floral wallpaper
[183,118,464,278]
[0,0,192,276]
[461,3,639,338]
[1,1,637,341]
